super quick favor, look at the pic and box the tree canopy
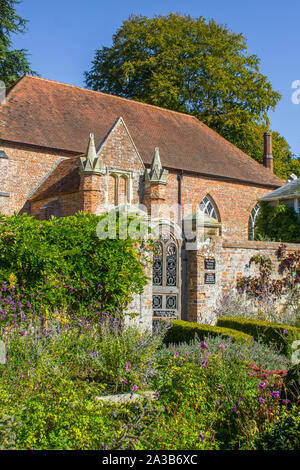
[85,13,300,179]
[0,0,35,88]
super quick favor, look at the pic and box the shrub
[280,364,300,405]
[216,317,299,355]
[158,335,291,370]
[1,318,164,395]
[255,201,300,243]
[163,320,252,345]
[255,406,300,450]
[150,353,283,450]
[0,211,148,320]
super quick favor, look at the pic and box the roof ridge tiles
[10,75,196,119]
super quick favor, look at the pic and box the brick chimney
[263,132,273,172]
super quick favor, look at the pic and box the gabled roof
[29,157,81,201]
[0,75,282,188]
[260,177,300,201]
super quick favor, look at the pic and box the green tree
[247,124,300,179]
[0,0,36,88]
[85,13,297,178]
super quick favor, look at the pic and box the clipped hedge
[163,319,252,345]
[216,317,299,354]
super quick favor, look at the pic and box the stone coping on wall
[222,240,300,251]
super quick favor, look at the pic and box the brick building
[1,75,295,327]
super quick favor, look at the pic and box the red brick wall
[0,142,71,216]
[98,118,145,207]
[186,239,300,324]
[162,171,274,241]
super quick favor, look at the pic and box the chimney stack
[263,132,273,172]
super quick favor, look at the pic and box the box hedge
[216,317,299,354]
[163,319,253,345]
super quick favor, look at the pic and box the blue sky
[10,0,300,156]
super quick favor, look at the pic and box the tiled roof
[29,157,81,201]
[260,178,300,201]
[0,75,282,187]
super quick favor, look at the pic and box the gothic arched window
[248,203,260,240]
[199,195,219,220]
[118,175,128,205]
[108,174,117,206]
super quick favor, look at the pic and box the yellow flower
[8,272,17,288]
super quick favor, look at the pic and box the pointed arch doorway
[152,230,182,320]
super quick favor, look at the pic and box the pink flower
[121,378,128,384]
[132,385,138,392]
[173,352,179,358]
[200,431,205,442]
[125,362,131,372]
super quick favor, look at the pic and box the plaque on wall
[205,273,216,284]
[205,258,216,270]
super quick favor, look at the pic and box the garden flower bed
[0,314,298,450]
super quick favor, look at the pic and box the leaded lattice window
[248,203,260,240]
[152,234,180,320]
[199,195,219,220]
[153,242,163,286]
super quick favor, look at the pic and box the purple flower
[283,329,288,335]
[259,397,265,404]
[121,378,128,384]
[132,385,138,392]
[258,382,266,390]
[173,352,179,358]
[125,362,131,372]
[200,341,207,350]
[200,431,205,442]
[202,359,207,368]
[19,331,25,336]
[219,343,226,350]
[282,399,290,405]
[233,406,237,412]
[271,391,280,399]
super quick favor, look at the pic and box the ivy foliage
[0,211,148,317]
[255,202,300,243]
